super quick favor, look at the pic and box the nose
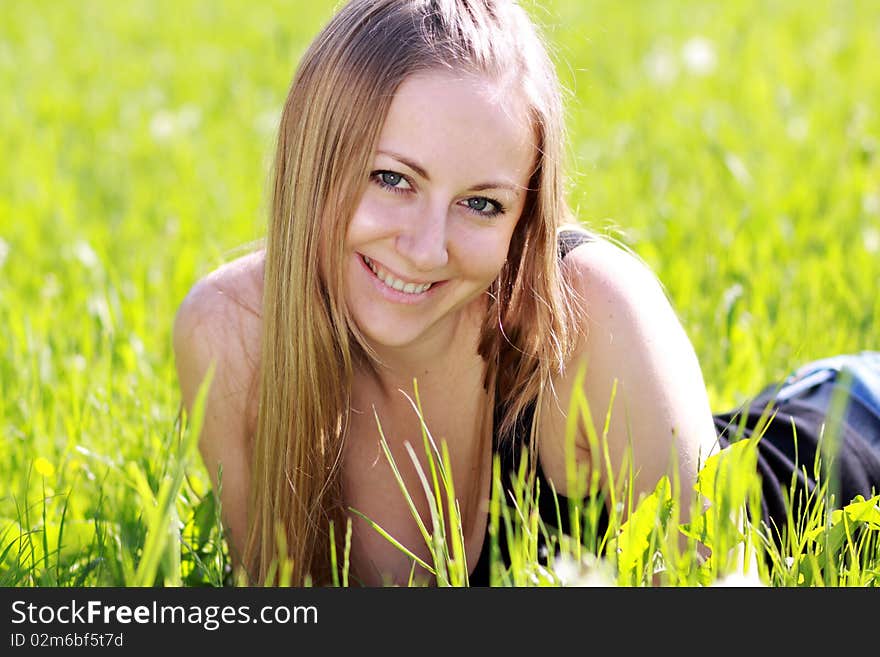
[395,201,449,272]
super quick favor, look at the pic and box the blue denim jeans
[773,351,880,449]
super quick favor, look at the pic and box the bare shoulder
[540,234,717,503]
[559,234,699,396]
[172,248,266,561]
[172,248,265,437]
[561,235,671,330]
[176,249,266,334]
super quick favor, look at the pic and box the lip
[356,253,446,304]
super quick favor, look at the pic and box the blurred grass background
[1,0,878,584]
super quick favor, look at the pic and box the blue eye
[372,170,412,192]
[381,172,402,187]
[463,196,504,218]
[371,169,505,218]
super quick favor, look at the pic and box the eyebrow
[376,149,523,193]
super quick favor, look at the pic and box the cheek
[456,228,515,281]
[346,190,406,243]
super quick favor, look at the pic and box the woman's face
[344,69,537,354]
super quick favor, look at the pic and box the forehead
[377,70,536,183]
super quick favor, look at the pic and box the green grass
[2,0,878,587]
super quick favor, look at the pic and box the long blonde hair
[247,0,582,586]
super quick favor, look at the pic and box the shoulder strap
[557,228,594,260]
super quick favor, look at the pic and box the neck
[364,340,486,416]
[360,297,488,407]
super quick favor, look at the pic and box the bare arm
[172,278,256,567]
[541,237,720,523]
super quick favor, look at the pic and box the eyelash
[370,170,506,219]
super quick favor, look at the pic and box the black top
[469,228,597,585]
[468,229,880,586]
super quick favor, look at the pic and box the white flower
[150,110,176,140]
[724,152,752,187]
[72,240,99,270]
[0,237,8,268]
[863,227,879,254]
[682,37,717,76]
[786,116,809,142]
[150,104,202,141]
[129,334,145,357]
[644,47,678,85]
[551,553,616,587]
[711,570,765,587]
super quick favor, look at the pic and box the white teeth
[363,256,432,295]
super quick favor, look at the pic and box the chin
[355,318,428,351]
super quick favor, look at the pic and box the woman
[173,0,880,586]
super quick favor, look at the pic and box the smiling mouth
[361,255,435,295]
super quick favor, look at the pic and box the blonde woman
[173,0,880,586]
